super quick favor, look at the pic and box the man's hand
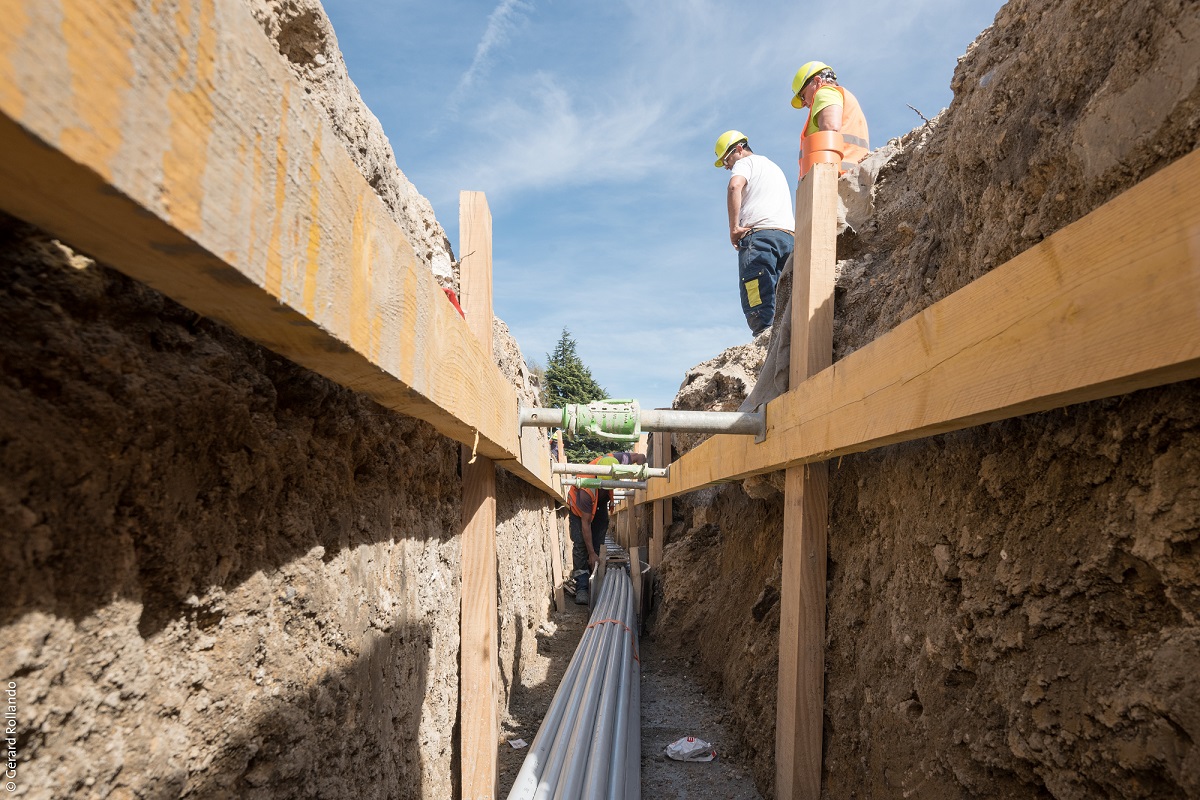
[730,225,751,247]
[588,549,598,568]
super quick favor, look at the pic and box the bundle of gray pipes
[506,565,641,799]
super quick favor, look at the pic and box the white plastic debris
[508,738,528,749]
[665,736,716,762]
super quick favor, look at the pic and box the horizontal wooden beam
[646,149,1200,502]
[0,0,556,496]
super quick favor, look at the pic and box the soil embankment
[655,0,1200,797]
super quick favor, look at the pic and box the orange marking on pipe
[59,1,136,180]
[0,2,31,118]
[162,0,218,236]
[264,82,291,297]
[302,127,322,318]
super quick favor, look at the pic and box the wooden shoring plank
[649,431,668,569]
[547,430,567,611]
[776,162,839,800]
[0,1,525,467]
[458,192,498,799]
[630,544,643,629]
[645,149,1200,502]
[551,511,567,612]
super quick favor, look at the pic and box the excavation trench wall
[0,2,560,798]
[656,0,1200,797]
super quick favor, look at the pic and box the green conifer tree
[544,328,622,462]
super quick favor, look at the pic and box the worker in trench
[789,60,873,233]
[715,129,796,338]
[566,451,648,605]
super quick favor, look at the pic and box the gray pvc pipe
[532,581,619,800]
[625,655,641,800]
[580,576,629,798]
[508,608,605,798]
[604,590,635,800]
[507,569,640,800]
[516,578,618,800]
[555,576,627,799]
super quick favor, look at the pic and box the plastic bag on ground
[665,736,716,762]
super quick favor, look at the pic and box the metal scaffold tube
[560,478,649,491]
[506,567,640,800]
[552,463,668,480]
[519,401,764,440]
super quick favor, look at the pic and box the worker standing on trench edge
[567,451,648,605]
[715,130,795,337]
[790,60,872,232]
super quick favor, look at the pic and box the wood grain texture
[776,162,839,800]
[645,149,1200,503]
[458,191,498,800]
[459,453,498,799]
[0,0,521,466]
[649,431,668,569]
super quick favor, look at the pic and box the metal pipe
[552,463,668,479]
[639,407,764,436]
[519,407,565,428]
[560,478,648,491]
[520,405,764,437]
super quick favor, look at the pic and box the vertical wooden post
[548,430,567,611]
[459,191,499,800]
[649,431,668,569]
[775,161,839,799]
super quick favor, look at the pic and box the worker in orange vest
[790,60,874,234]
[790,60,870,177]
[566,451,647,604]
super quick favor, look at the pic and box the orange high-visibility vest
[566,454,619,517]
[567,484,598,518]
[800,86,869,177]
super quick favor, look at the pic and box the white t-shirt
[731,154,794,231]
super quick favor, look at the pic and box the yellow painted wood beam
[0,0,543,481]
[645,149,1200,502]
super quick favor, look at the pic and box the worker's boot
[573,570,589,605]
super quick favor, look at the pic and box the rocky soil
[0,2,559,798]
[653,0,1200,797]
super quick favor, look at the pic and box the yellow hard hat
[713,130,748,167]
[791,61,832,108]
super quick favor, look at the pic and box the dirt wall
[654,0,1200,797]
[0,2,560,798]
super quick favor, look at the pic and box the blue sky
[322,0,1006,410]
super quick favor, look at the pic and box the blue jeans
[569,507,609,590]
[737,229,793,335]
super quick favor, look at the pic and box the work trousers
[737,229,794,335]
[569,509,609,590]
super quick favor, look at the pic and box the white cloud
[448,0,532,112]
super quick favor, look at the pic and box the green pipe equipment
[551,463,668,480]
[560,477,649,491]
[520,398,765,441]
